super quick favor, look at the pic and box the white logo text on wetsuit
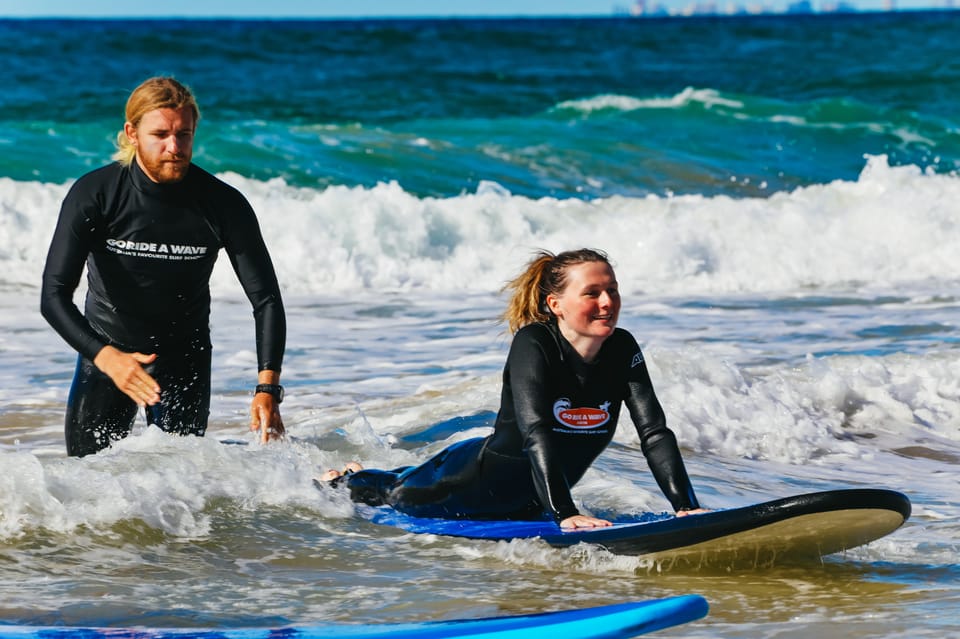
[552,397,611,429]
[106,238,209,261]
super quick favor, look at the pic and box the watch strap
[255,383,284,403]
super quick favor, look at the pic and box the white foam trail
[555,87,745,112]
[644,348,960,464]
[0,428,354,539]
[4,156,958,298]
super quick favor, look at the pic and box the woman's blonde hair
[113,77,200,166]
[500,248,611,334]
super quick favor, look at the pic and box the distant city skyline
[620,0,955,15]
[0,0,952,16]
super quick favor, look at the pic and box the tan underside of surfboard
[644,508,905,570]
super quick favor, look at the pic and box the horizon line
[0,7,951,19]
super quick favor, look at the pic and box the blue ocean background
[5,14,960,199]
[1,13,959,639]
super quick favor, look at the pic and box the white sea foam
[643,347,960,463]
[0,427,354,539]
[3,156,956,300]
[555,87,744,112]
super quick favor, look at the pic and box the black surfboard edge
[537,488,911,554]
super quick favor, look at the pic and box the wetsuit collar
[544,320,602,367]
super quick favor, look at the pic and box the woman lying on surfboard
[321,248,707,529]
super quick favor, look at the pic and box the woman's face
[546,260,621,346]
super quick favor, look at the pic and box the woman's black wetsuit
[40,160,285,456]
[345,321,699,522]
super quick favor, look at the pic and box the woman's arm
[622,343,701,512]
[507,327,581,522]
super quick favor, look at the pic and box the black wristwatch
[255,383,284,403]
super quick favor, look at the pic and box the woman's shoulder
[507,323,562,372]
[601,327,643,362]
[611,326,639,345]
[510,322,558,356]
[515,322,556,344]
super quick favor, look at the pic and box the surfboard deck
[0,595,708,639]
[365,489,911,569]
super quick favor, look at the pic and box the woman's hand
[560,514,613,529]
[676,508,710,517]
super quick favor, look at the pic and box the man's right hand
[93,345,161,407]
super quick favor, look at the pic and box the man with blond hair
[41,77,286,456]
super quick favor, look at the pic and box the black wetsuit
[40,160,285,457]
[346,321,699,522]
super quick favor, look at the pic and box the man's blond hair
[113,77,200,166]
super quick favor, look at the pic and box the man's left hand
[250,394,284,444]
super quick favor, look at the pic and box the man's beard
[141,156,190,183]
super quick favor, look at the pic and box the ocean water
[1,12,959,638]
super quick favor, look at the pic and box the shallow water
[2,289,958,637]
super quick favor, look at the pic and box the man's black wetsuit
[40,160,285,456]
[345,321,699,522]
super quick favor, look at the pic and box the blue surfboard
[0,595,708,639]
[365,489,911,568]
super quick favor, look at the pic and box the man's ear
[123,122,137,146]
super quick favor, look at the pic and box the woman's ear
[545,293,561,318]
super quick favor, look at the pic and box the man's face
[125,106,195,183]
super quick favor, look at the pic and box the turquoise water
[2,14,959,198]
[1,13,959,638]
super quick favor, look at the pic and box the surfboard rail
[0,594,709,639]
[365,488,911,567]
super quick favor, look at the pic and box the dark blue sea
[3,13,959,199]
[1,13,958,638]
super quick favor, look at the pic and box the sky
[0,0,946,16]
